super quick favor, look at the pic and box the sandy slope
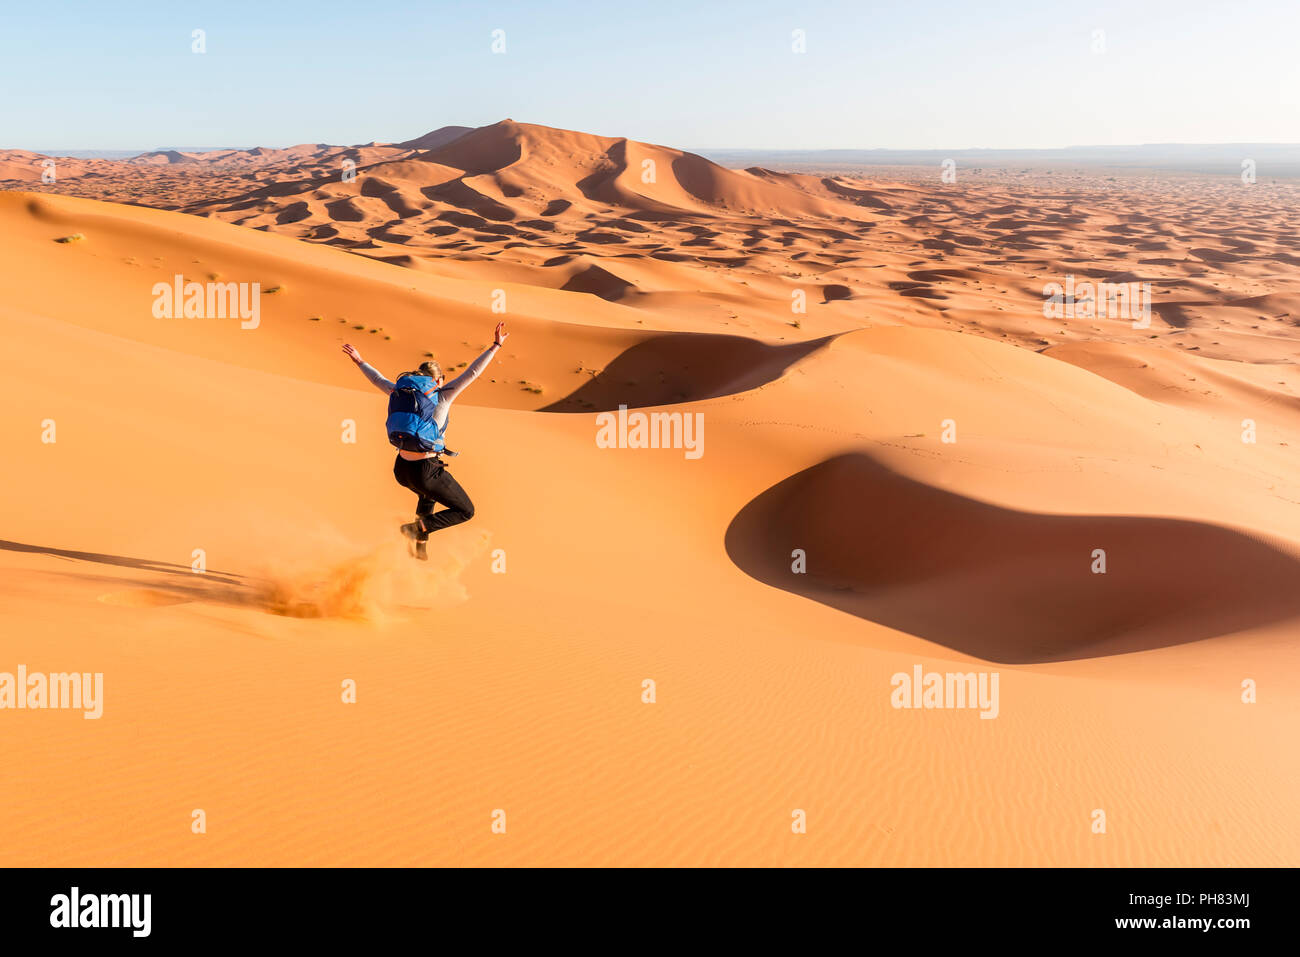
[1,122,1299,866]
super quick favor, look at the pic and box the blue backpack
[386,374,446,453]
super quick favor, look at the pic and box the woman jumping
[342,321,507,559]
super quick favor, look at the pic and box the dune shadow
[274,201,312,225]
[576,140,628,201]
[1153,303,1195,328]
[366,225,414,245]
[574,228,628,245]
[325,198,365,223]
[560,264,636,301]
[724,454,1300,663]
[419,180,515,221]
[541,333,831,412]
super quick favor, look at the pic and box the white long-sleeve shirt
[357,345,498,459]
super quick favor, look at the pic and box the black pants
[392,456,475,537]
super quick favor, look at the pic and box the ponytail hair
[403,359,442,381]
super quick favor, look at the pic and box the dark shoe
[400,522,429,560]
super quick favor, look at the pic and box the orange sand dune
[14,119,1300,365]
[2,120,1299,867]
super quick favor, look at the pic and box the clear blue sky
[3,0,1297,151]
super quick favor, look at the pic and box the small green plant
[54,233,84,244]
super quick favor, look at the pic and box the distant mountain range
[694,143,1300,177]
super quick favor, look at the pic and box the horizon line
[18,140,1300,158]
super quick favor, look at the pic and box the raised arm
[342,343,394,394]
[441,321,509,402]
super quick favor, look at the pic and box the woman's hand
[342,343,364,364]
[493,321,509,348]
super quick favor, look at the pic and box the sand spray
[253,527,492,622]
